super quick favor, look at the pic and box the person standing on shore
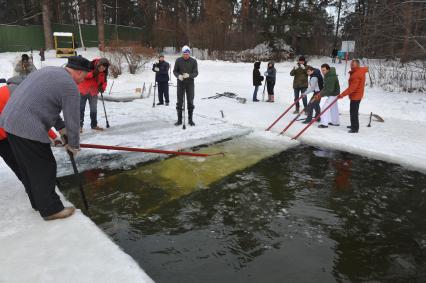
[173,46,198,126]
[0,56,90,220]
[290,56,308,114]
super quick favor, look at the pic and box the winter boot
[188,110,195,126]
[293,109,299,114]
[175,111,183,126]
[266,95,271,102]
[270,95,274,103]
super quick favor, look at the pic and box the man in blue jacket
[152,54,170,106]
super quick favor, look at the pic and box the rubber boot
[188,110,195,126]
[175,111,182,126]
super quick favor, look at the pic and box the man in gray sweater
[173,45,198,126]
[0,56,90,221]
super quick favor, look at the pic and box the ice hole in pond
[59,136,426,283]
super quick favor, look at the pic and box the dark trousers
[294,87,308,110]
[176,81,195,114]
[0,139,22,181]
[157,81,169,104]
[267,81,275,95]
[350,100,361,131]
[80,94,98,128]
[306,93,321,122]
[7,133,64,217]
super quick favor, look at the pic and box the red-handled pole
[80,143,224,157]
[292,96,339,140]
[279,105,309,135]
[265,94,306,131]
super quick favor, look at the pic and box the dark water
[61,145,426,283]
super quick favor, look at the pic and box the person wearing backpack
[302,66,324,124]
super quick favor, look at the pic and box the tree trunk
[42,0,54,50]
[96,0,105,51]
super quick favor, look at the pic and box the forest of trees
[0,0,425,61]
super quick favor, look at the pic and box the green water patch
[60,134,293,215]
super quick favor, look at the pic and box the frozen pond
[60,137,426,282]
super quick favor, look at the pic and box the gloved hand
[178,75,184,81]
[300,64,305,69]
[154,67,160,72]
[315,94,321,101]
[98,85,104,93]
[49,136,64,147]
[294,64,299,69]
[337,94,344,99]
[264,72,268,76]
[183,73,190,79]
[65,145,80,157]
[59,128,68,145]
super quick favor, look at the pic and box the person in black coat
[152,54,170,105]
[252,61,264,102]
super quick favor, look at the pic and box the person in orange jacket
[0,76,60,181]
[337,59,368,133]
[78,58,109,132]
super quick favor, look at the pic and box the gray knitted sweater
[0,67,80,148]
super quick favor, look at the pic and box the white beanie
[182,45,191,54]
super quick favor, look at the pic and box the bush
[104,41,156,75]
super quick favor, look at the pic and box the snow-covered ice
[1,47,426,282]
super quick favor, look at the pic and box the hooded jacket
[78,58,108,96]
[320,67,340,97]
[290,62,308,88]
[340,67,368,100]
[253,61,264,86]
[265,62,276,84]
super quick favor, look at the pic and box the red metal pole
[279,105,309,135]
[265,94,306,131]
[80,143,224,157]
[291,97,340,140]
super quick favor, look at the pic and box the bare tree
[42,0,53,50]
[97,0,105,51]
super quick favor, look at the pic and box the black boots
[188,110,195,126]
[175,111,182,126]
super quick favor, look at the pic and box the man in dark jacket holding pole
[290,56,308,114]
[0,56,90,221]
[152,53,170,106]
[173,46,198,126]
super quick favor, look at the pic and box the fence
[0,23,145,52]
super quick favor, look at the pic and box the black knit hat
[298,56,306,62]
[66,55,91,72]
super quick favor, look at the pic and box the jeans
[350,100,361,131]
[253,86,259,101]
[305,93,321,122]
[157,81,169,104]
[80,94,98,128]
[294,88,308,110]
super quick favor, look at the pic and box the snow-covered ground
[1,48,425,282]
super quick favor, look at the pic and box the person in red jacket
[78,58,109,132]
[338,59,368,133]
